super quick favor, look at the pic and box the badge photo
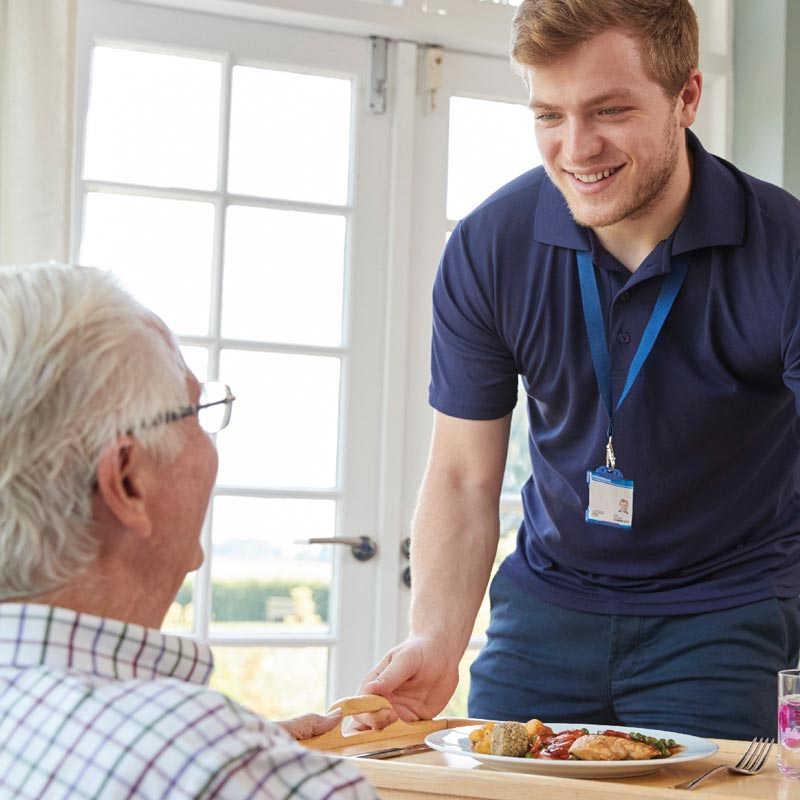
[586,467,634,530]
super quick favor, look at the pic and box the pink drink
[778,693,800,777]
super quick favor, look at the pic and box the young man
[0,264,377,799]
[357,0,800,740]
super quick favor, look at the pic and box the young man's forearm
[408,476,501,654]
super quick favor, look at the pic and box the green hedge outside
[175,580,329,623]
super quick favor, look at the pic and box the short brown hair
[511,0,699,98]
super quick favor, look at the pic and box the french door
[73,0,394,713]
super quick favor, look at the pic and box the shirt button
[618,291,630,303]
[618,332,631,344]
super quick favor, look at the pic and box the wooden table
[304,696,800,800]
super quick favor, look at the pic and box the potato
[525,719,554,738]
[469,721,495,754]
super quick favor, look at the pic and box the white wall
[733,0,800,195]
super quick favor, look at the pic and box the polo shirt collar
[533,129,745,255]
[672,130,745,253]
[534,177,591,250]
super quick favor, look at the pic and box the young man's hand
[349,634,459,730]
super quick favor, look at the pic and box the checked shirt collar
[0,603,214,686]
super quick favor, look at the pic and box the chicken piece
[568,734,661,761]
[490,721,531,758]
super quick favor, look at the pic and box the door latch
[299,536,378,561]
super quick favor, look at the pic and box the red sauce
[528,727,636,760]
[598,730,632,739]
[529,729,586,760]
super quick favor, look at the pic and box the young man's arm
[356,410,511,726]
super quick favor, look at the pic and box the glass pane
[180,346,209,383]
[447,96,538,221]
[84,46,220,190]
[445,510,522,718]
[228,66,351,205]
[163,576,195,634]
[472,510,522,637]
[502,381,530,495]
[210,646,328,718]
[217,350,340,489]
[442,648,479,718]
[80,192,214,336]
[210,496,334,632]
[222,206,345,346]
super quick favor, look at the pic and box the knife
[354,742,433,759]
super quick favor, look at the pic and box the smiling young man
[357,0,800,741]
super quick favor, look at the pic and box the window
[80,44,352,714]
[74,1,395,714]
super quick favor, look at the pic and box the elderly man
[0,264,377,799]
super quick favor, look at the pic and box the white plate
[424,723,719,779]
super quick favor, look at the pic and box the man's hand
[350,634,460,730]
[277,708,343,740]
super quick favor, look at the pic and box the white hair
[0,264,190,598]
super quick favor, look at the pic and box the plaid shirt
[0,604,378,799]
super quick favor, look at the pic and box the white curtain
[0,0,77,265]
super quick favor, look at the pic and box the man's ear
[94,435,153,539]
[677,69,703,129]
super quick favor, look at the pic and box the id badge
[586,466,633,529]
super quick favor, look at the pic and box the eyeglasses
[144,382,236,435]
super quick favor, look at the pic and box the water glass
[778,668,800,778]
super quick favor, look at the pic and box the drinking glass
[778,668,800,777]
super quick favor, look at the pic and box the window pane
[163,576,195,634]
[210,496,334,632]
[210,646,328,718]
[228,66,351,205]
[180,346,209,383]
[217,350,340,489]
[80,192,214,336]
[472,510,521,637]
[442,648,479,718]
[502,382,530,495]
[222,206,345,346]
[446,510,522,718]
[84,47,220,190]
[447,96,537,221]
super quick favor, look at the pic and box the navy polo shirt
[430,131,800,614]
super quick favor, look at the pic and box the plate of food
[424,719,719,778]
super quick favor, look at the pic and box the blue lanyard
[577,250,689,463]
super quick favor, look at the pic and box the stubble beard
[556,116,681,231]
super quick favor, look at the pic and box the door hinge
[422,45,443,113]
[369,36,389,115]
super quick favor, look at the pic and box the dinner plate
[424,723,719,778]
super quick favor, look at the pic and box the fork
[673,737,774,790]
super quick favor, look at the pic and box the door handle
[298,536,378,561]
